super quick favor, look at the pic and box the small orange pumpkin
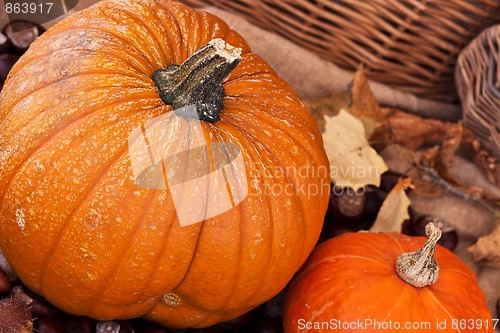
[0,0,329,328]
[283,223,493,333]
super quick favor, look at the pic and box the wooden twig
[418,165,500,218]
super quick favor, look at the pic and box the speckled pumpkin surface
[0,0,330,328]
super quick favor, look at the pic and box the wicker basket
[456,25,500,157]
[185,0,500,104]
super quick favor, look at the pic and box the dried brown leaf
[379,144,445,197]
[303,66,385,140]
[411,177,446,197]
[348,65,385,138]
[418,122,464,187]
[439,122,463,168]
[419,145,440,169]
[468,224,500,268]
[303,90,349,131]
[462,133,500,187]
[382,108,454,150]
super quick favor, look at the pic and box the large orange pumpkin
[283,223,494,333]
[0,0,330,328]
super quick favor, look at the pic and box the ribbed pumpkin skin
[0,0,330,328]
[283,232,493,333]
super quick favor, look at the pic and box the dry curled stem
[396,222,441,288]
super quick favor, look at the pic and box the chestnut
[3,20,44,54]
[252,317,282,333]
[59,314,94,333]
[0,31,12,53]
[224,310,255,330]
[96,321,122,333]
[0,268,10,295]
[186,324,230,333]
[256,290,285,321]
[325,185,365,227]
[35,317,68,333]
[10,285,58,318]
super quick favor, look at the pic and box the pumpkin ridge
[170,216,251,320]
[220,103,323,258]
[168,203,208,302]
[172,207,244,314]
[164,123,278,314]
[154,2,189,64]
[297,254,390,282]
[380,283,411,323]
[0,92,163,203]
[195,11,208,52]
[206,123,277,306]
[151,221,196,295]
[72,191,177,309]
[94,1,168,67]
[166,210,238,314]
[123,203,181,304]
[85,189,159,316]
[192,9,207,54]
[1,74,157,136]
[222,62,275,83]
[222,96,322,168]
[119,194,200,310]
[151,2,183,64]
[9,30,154,77]
[225,209,254,310]
[221,104,311,185]
[155,2,190,62]
[203,129,249,310]
[0,83,157,139]
[163,2,201,60]
[219,106,318,271]
[37,144,130,292]
[100,1,169,67]
[177,3,205,56]
[424,288,464,333]
[248,156,299,306]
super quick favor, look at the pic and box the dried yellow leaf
[323,109,388,191]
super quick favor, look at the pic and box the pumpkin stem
[396,222,442,287]
[152,38,242,123]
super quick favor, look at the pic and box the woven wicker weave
[185,0,500,104]
[456,26,500,157]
